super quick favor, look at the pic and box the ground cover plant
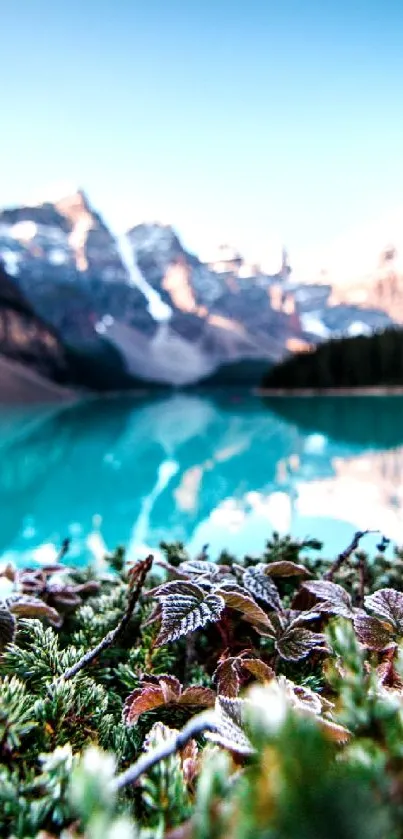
[2,531,403,837]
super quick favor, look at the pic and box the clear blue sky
[1,0,403,267]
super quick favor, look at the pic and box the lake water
[0,392,402,568]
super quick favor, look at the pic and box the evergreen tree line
[262,327,403,389]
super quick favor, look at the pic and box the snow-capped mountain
[0,188,398,391]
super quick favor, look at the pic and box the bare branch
[357,553,367,608]
[113,710,219,791]
[324,531,377,581]
[54,555,153,684]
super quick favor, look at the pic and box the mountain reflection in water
[0,392,402,567]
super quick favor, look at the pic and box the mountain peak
[28,182,89,208]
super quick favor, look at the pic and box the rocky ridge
[0,189,400,390]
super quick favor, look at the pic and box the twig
[113,710,218,791]
[356,552,367,608]
[54,555,153,684]
[324,531,377,581]
[57,537,71,563]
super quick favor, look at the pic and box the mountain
[0,188,400,390]
[0,193,307,386]
[0,259,76,402]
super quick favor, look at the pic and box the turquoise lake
[0,392,402,568]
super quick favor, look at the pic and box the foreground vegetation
[3,533,403,836]
[262,327,403,390]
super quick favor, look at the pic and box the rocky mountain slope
[0,259,73,395]
[0,189,399,389]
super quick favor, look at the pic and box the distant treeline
[262,327,403,390]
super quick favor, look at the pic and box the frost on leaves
[0,607,16,652]
[364,589,403,632]
[205,696,254,755]
[242,566,282,610]
[151,581,226,645]
[123,674,215,725]
[302,580,354,618]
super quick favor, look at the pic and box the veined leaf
[123,685,169,725]
[213,654,275,697]
[153,581,225,645]
[264,561,311,578]
[217,586,275,633]
[241,657,275,683]
[123,675,215,725]
[6,595,62,627]
[213,657,241,697]
[279,676,323,715]
[276,627,329,662]
[302,580,353,618]
[364,589,403,632]
[142,674,182,702]
[243,567,282,610]
[205,696,254,755]
[0,606,16,652]
[354,613,396,651]
[178,687,216,707]
[179,560,222,580]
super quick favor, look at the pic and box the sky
[2,0,403,274]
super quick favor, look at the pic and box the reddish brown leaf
[276,627,329,662]
[0,563,16,582]
[377,650,403,690]
[0,607,16,652]
[218,587,275,633]
[213,657,241,697]
[156,675,181,702]
[180,737,200,788]
[165,821,194,839]
[123,677,215,725]
[123,685,165,725]
[178,687,216,707]
[354,613,395,651]
[240,658,275,683]
[281,678,323,715]
[264,561,311,578]
[303,580,353,618]
[7,596,62,627]
[364,589,403,632]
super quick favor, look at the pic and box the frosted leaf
[364,589,403,632]
[7,595,62,627]
[240,657,275,683]
[217,586,275,633]
[213,657,241,697]
[303,580,353,618]
[276,627,329,662]
[242,567,282,610]
[205,696,254,755]
[264,560,311,578]
[123,676,214,726]
[0,606,16,652]
[354,613,395,651]
[155,581,225,645]
[123,686,167,725]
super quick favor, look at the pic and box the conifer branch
[55,555,153,684]
[113,710,219,791]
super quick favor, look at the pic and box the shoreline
[256,386,403,397]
